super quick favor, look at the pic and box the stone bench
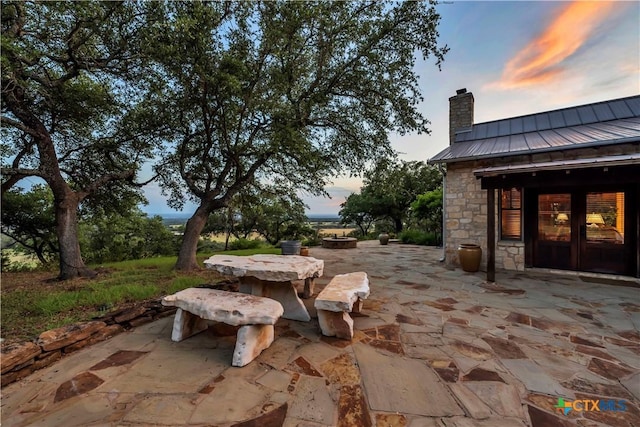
[314,272,370,339]
[162,288,284,367]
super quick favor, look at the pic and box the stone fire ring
[322,237,357,249]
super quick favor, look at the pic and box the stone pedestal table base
[240,277,311,322]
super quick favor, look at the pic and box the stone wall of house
[495,241,526,271]
[443,143,638,272]
[444,161,489,269]
[444,161,532,272]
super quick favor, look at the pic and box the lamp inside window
[556,213,569,224]
[586,213,605,226]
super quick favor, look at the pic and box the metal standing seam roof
[430,95,640,163]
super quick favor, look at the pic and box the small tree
[203,206,241,251]
[244,193,311,245]
[361,160,442,233]
[411,188,443,245]
[339,193,376,237]
[1,185,57,265]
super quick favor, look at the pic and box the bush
[197,240,225,253]
[399,230,437,246]
[301,235,322,247]
[0,249,44,272]
[358,232,379,241]
[80,212,180,263]
[229,238,263,250]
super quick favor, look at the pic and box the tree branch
[0,116,39,137]
[80,169,136,199]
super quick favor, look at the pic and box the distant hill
[153,213,191,220]
[153,212,341,227]
[306,214,340,221]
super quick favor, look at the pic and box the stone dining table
[203,254,324,321]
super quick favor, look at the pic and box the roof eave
[428,136,640,165]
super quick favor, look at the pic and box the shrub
[197,240,225,253]
[229,238,263,250]
[80,212,181,263]
[0,249,44,272]
[301,235,322,247]
[360,232,380,241]
[399,230,437,246]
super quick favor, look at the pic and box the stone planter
[378,233,390,245]
[458,243,482,272]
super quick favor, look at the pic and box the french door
[533,189,634,275]
[580,191,627,274]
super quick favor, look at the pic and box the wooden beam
[487,188,496,282]
[480,164,640,190]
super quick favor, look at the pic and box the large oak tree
[1,2,161,279]
[148,1,448,270]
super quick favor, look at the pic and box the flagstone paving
[2,240,639,426]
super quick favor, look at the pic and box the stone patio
[1,240,639,426]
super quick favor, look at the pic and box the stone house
[430,89,640,280]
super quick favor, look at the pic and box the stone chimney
[449,88,474,145]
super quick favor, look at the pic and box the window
[586,192,624,244]
[501,188,522,240]
[538,194,571,242]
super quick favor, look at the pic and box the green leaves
[2,1,448,276]
[342,160,443,233]
[149,1,447,208]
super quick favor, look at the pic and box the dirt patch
[1,270,71,293]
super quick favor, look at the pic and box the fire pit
[322,237,357,249]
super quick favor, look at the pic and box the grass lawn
[1,248,281,345]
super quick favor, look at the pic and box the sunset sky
[143,0,640,216]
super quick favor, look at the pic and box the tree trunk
[55,190,96,280]
[394,217,403,233]
[175,204,210,271]
[224,229,230,251]
[224,207,232,251]
[4,87,97,279]
[34,243,48,265]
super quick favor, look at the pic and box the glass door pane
[586,192,624,244]
[538,194,571,241]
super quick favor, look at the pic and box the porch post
[487,188,496,282]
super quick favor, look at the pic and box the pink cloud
[491,1,618,89]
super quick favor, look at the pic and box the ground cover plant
[1,248,280,345]
[399,230,438,246]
